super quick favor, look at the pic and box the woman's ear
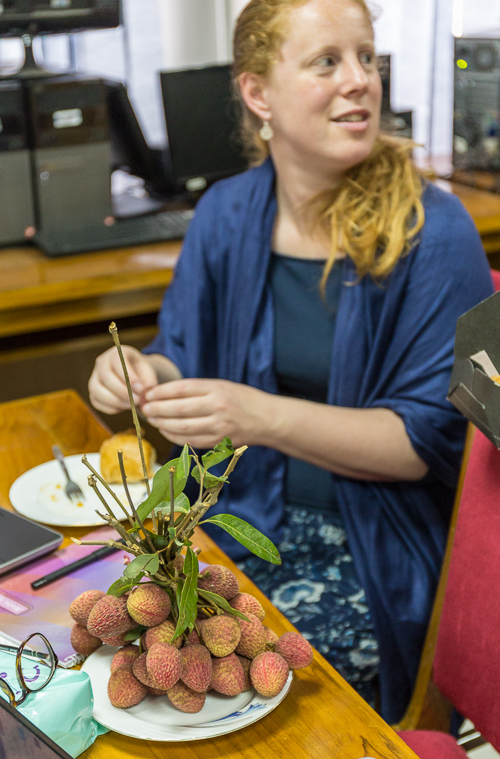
[238,72,272,121]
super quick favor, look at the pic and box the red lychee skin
[210,653,245,696]
[146,642,182,690]
[264,626,279,647]
[147,686,169,696]
[229,593,265,622]
[127,583,171,627]
[111,645,141,673]
[167,680,206,713]
[250,652,289,697]
[102,632,130,647]
[180,645,212,692]
[144,618,182,650]
[236,655,252,691]
[107,667,147,708]
[70,623,102,656]
[235,612,266,659]
[184,629,201,646]
[132,652,168,693]
[69,590,105,628]
[197,565,239,600]
[274,631,314,670]
[201,614,241,657]
[87,595,135,638]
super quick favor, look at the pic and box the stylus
[30,539,126,590]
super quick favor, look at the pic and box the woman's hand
[141,379,271,449]
[88,346,158,415]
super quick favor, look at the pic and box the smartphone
[0,509,63,577]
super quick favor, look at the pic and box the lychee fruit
[111,645,141,673]
[201,614,241,657]
[180,645,212,692]
[197,565,239,600]
[87,595,135,638]
[102,632,131,647]
[229,593,265,621]
[107,667,147,708]
[167,681,206,713]
[146,642,182,690]
[235,613,266,659]
[69,590,105,627]
[144,618,182,650]
[70,623,102,656]
[274,631,313,670]
[184,628,201,646]
[132,652,168,693]
[250,652,289,697]
[236,655,252,691]
[210,653,245,696]
[264,626,279,646]
[127,584,171,627]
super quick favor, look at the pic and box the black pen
[31,539,126,590]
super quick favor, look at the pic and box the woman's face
[261,0,382,180]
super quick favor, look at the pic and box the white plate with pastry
[9,433,158,527]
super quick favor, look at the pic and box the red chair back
[490,267,500,292]
[433,429,500,749]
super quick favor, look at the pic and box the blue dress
[144,157,494,722]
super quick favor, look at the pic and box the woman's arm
[141,378,428,481]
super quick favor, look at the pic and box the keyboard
[34,208,195,257]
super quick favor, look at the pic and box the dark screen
[378,54,391,113]
[160,64,247,187]
[0,510,60,564]
[0,699,71,759]
[0,0,120,36]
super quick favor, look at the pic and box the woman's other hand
[89,346,159,414]
[141,379,270,449]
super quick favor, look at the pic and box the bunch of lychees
[68,323,314,713]
[69,566,313,712]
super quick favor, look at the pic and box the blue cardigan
[145,158,493,722]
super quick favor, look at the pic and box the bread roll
[99,430,156,483]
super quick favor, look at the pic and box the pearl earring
[259,120,274,141]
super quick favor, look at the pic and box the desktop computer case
[25,75,113,243]
[0,80,35,245]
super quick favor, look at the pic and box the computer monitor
[0,0,121,77]
[378,54,391,113]
[159,64,247,192]
[453,38,500,170]
[0,697,73,759]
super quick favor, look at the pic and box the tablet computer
[0,509,62,577]
[0,696,73,759]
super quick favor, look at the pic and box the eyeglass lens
[18,634,55,692]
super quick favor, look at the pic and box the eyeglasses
[0,633,58,708]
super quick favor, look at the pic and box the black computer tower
[454,38,500,170]
[25,74,113,249]
[0,80,35,245]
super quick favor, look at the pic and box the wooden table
[0,389,418,759]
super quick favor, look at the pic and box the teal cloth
[0,651,108,757]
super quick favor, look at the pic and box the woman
[89,0,493,721]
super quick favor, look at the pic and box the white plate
[9,453,153,527]
[82,646,293,742]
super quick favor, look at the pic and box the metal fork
[51,445,85,502]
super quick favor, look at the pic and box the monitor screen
[378,54,391,113]
[0,697,72,759]
[160,64,247,190]
[0,0,121,37]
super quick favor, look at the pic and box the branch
[81,454,128,518]
[70,538,138,555]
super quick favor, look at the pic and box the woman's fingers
[141,395,213,420]
[144,378,212,402]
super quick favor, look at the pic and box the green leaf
[107,576,134,597]
[123,553,160,578]
[201,515,281,565]
[171,547,199,641]
[191,469,228,489]
[197,588,249,622]
[201,437,234,470]
[135,448,191,524]
[123,626,145,642]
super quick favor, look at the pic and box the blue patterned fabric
[144,157,494,722]
[238,505,380,706]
